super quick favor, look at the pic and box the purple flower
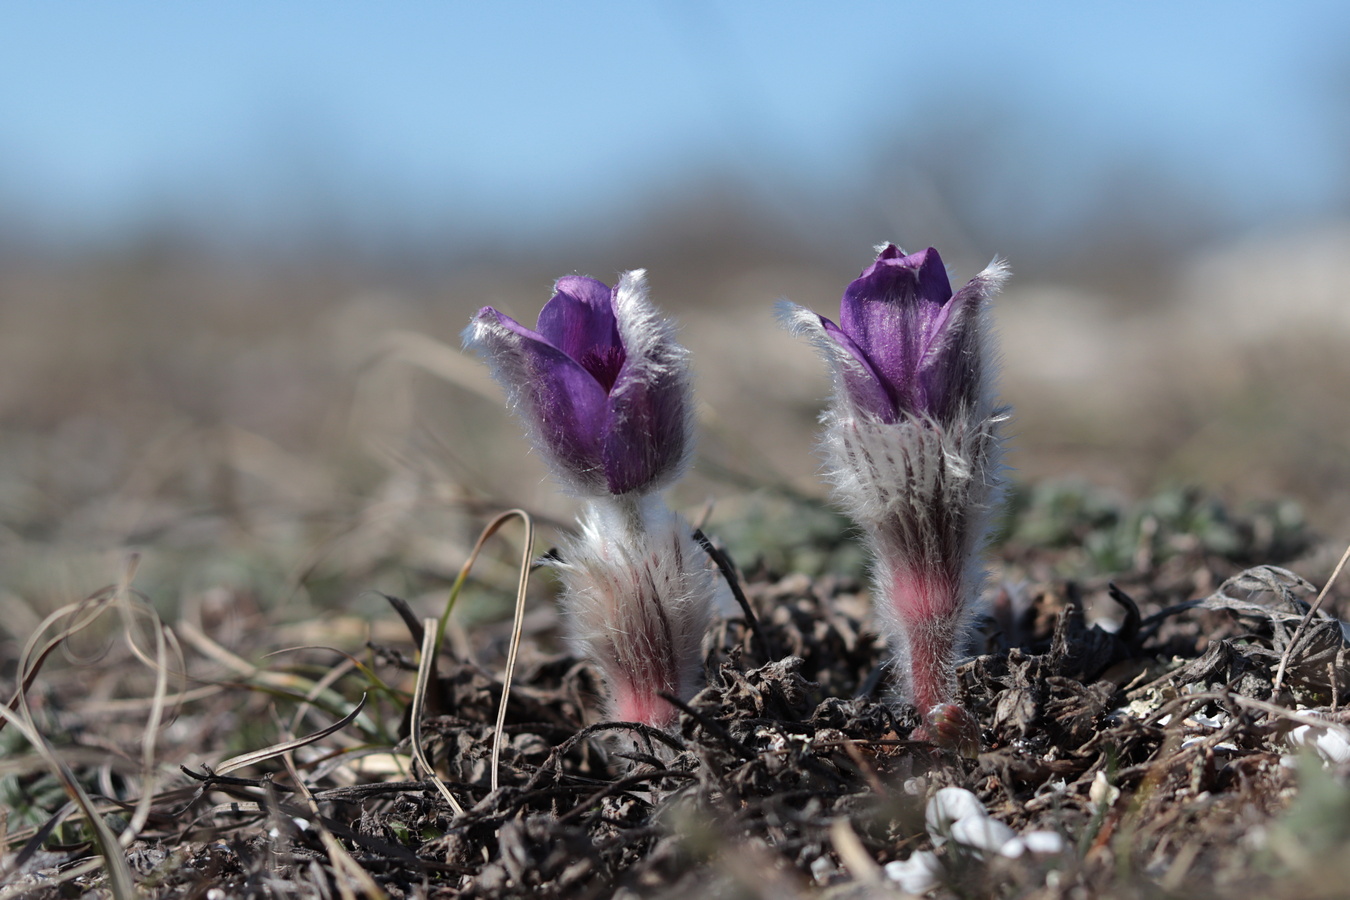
[466,270,715,731]
[782,244,1009,754]
[801,245,996,425]
[465,270,692,497]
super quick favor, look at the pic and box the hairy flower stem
[884,570,958,713]
[554,494,713,730]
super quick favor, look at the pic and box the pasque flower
[465,271,692,498]
[782,244,1009,753]
[465,271,713,731]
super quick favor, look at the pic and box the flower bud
[464,271,693,498]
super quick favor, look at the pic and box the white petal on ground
[1089,771,1121,806]
[884,851,942,894]
[1000,829,1067,858]
[950,815,1017,854]
[1288,724,1350,763]
[1022,831,1066,855]
[1315,728,1350,762]
[1187,711,1227,729]
[925,787,987,843]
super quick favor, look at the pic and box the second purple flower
[783,244,1009,754]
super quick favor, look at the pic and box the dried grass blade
[1273,541,1350,694]
[262,643,400,701]
[3,588,118,733]
[1231,693,1350,734]
[280,752,388,900]
[489,510,534,793]
[273,650,360,735]
[213,693,368,777]
[435,507,533,653]
[1,800,75,883]
[830,818,883,884]
[410,618,465,815]
[179,622,379,732]
[694,528,770,660]
[178,617,285,681]
[111,553,176,848]
[0,705,136,900]
[203,801,265,816]
[4,581,136,896]
[75,683,223,714]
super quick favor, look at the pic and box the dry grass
[1,485,1348,897]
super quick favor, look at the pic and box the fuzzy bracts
[783,245,1009,750]
[831,412,1004,719]
[554,497,714,728]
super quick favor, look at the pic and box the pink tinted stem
[888,567,961,714]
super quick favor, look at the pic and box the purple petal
[819,316,898,422]
[910,247,954,309]
[839,246,954,416]
[601,360,688,495]
[473,306,611,489]
[916,276,989,421]
[588,270,694,493]
[538,277,626,390]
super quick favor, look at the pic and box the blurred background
[2,1,1348,624]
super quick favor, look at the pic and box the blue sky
[2,2,1347,246]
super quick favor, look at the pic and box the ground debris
[5,528,1350,898]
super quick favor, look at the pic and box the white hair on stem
[553,494,715,730]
